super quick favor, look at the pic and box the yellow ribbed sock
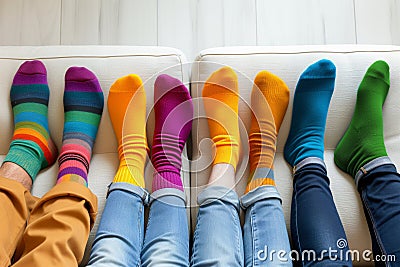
[202,66,240,170]
[108,74,148,187]
[245,71,290,193]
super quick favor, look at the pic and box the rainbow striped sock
[57,67,104,186]
[4,60,57,181]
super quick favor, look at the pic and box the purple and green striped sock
[151,74,193,192]
[4,60,57,181]
[57,67,104,186]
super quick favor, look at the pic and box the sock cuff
[152,171,183,192]
[113,165,145,188]
[4,146,41,181]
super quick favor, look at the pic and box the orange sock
[202,67,240,170]
[108,75,148,187]
[245,71,289,193]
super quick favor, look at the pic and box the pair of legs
[192,67,292,266]
[87,74,193,266]
[282,60,400,265]
[335,61,400,265]
[0,60,104,266]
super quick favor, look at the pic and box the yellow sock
[202,66,240,170]
[245,71,290,193]
[108,74,148,187]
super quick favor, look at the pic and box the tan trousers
[0,176,98,267]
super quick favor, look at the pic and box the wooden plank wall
[0,0,399,60]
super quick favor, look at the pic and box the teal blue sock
[284,59,336,167]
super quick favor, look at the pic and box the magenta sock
[151,74,193,192]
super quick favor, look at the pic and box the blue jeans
[242,186,292,266]
[191,186,244,267]
[191,185,292,267]
[291,158,352,266]
[87,183,189,267]
[356,157,400,267]
[142,189,189,266]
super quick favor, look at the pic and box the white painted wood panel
[0,0,61,45]
[355,0,400,45]
[222,0,257,46]
[61,0,101,44]
[196,0,225,52]
[196,0,257,54]
[99,0,157,45]
[61,0,157,45]
[256,0,356,45]
[158,0,196,61]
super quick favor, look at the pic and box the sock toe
[18,60,47,75]
[301,59,336,79]
[155,74,184,94]
[203,66,238,97]
[65,66,99,83]
[366,60,390,84]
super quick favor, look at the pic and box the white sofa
[1,45,399,266]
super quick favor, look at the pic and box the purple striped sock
[151,74,193,192]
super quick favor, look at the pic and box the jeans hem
[149,188,186,204]
[355,156,393,188]
[197,186,240,212]
[294,157,326,175]
[240,185,282,210]
[107,182,149,205]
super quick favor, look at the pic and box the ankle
[0,162,32,190]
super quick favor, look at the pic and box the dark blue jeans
[291,159,352,266]
[357,159,400,267]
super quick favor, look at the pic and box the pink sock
[151,74,193,192]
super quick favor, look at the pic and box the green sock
[334,60,390,178]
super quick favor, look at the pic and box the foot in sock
[202,66,240,170]
[284,59,336,167]
[4,60,57,181]
[57,67,104,186]
[152,74,193,192]
[335,60,390,178]
[108,74,148,187]
[245,71,290,193]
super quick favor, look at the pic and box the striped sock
[151,74,193,192]
[57,67,104,186]
[4,60,57,181]
[108,74,148,187]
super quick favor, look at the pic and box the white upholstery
[0,46,190,264]
[190,45,400,266]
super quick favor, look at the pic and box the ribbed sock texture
[57,67,104,186]
[284,59,336,167]
[246,71,289,193]
[4,60,57,180]
[108,75,147,187]
[152,74,193,192]
[334,60,389,178]
[202,66,240,170]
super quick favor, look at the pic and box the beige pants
[0,176,97,267]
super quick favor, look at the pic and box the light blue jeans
[87,182,189,267]
[242,185,292,266]
[191,185,291,267]
[191,186,244,267]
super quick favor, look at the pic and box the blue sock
[284,59,336,167]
